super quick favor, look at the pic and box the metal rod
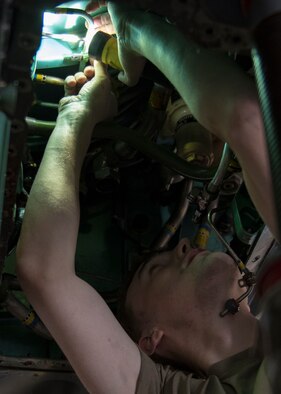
[0,113,10,243]
[4,293,52,340]
[34,74,65,86]
[207,143,232,194]
[26,118,219,180]
[208,208,243,268]
[47,7,94,29]
[0,355,72,372]
[252,12,281,242]
[34,100,59,109]
[151,179,193,251]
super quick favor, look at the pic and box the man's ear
[138,328,164,356]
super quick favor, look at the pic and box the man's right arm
[108,3,277,240]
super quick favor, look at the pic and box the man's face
[126,238,240,331]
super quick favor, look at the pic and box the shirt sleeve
[135,350,228,394]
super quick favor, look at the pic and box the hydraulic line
[3,293,52,340]
[33,100,59,110]
[208,208,256,317]
[0,355,72,372]
[94,122,218,180]
[151,179,193,252]
[252,13,281,242]
[191,143,232,224]
[26,118,219,180]
[46,8,95,55]
[207,144,232,194]
[34,74,65,86]
[208,208,248,271]
[26,117,56,137]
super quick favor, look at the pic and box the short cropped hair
[117,251,158,342]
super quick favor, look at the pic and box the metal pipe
[208,208,244,268]
[47,8,94,30]
[4,293,52,340]
[26,118,219,180]
[94,122,218,180]
[26,117,56,137]
[208,208,256,317]
[252,12,281,242]
[34,100,59,110]
[151,179,193,251]
[207,143,232,194]
[0,113,10,242]
[219,284,255,317]
[34,74,65,87]
[46,8,95,56]
[0,355,72,372]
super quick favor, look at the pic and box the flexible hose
[26,118,219,180]
[207,143,232,194]
[94,122,218,180]
[252,13,281,242]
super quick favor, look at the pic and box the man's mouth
[181,248,208,271]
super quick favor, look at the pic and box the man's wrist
[56,105,96,133]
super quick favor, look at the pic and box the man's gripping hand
[106,1,147,86]
[58,61,117,127]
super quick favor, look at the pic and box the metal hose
[207,143,232,194]
[4,293,52,340]
[252,13,281,242]
[0,354,72,372]
[26,118,219,180]
[151,179,193,251]
[94,122,219,180]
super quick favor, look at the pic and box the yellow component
[35,74,45,83]
[22,311,36,326]
[34,74,65,86]
[228,159,241,172]
[149,84,170,110]
[193,226,210,249]
[101,37,123,71]
[166,223,177,234]
[238,261,246,271]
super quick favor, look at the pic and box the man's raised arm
[108,2,277,240]
[16,62,141,394]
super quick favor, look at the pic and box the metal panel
[0,113,10,235]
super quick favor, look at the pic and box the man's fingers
[84,65,95,79]
[93,60,108,78]
[86,0,106,13]
[74,72,88,85]
[64,75,76,96]
[86,1,99,12]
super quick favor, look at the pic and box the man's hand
[58,61,117,126]
[86,0,115,34]
[106,2,146,86]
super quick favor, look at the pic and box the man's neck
[202,305,259,369]
[161,304,259,373]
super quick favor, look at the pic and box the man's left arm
[16,62,142,394]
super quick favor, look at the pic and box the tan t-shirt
[136,347,272,394]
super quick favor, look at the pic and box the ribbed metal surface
[253,13,281,242]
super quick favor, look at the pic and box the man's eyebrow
[135,251,160,280]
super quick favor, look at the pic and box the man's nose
[175,238,191,260]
